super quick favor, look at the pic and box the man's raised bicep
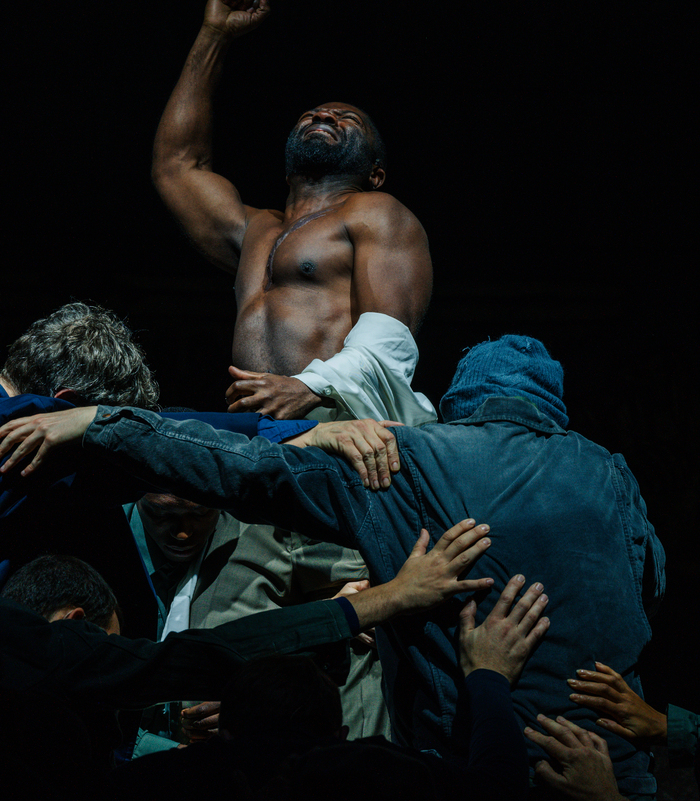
[350,197,433,333]
[154,165,258,274]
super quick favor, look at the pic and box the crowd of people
[1,1,694,799]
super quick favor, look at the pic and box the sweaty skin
[152,1,432,412]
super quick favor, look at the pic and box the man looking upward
[152,0,435,424]
[152,0,436,737]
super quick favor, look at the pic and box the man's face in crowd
[285,102,376,178]
[138,493,220,564]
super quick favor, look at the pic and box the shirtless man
[151,0,434,739]
[152,0,435,424]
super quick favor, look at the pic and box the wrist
[347,582,403,631]
[198,22,236,48]
[650,710,668,745]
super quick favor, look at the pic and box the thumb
[459,599,477,633]
[409,529,430,558]
[228,365,260,380]
[534,760,564,788]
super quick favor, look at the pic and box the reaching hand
[181,701,221,743]
[568,662,667,746]
[203,0,271,40]
[524,716,626,801]
[226,366,323,419]
[0,406,98,477]
[459,574,549,686]
[388,520,494,615]
[286,418,401,490]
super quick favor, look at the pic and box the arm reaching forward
[152,0,271,273]
[350,520,494,628]
[0,410,397,489]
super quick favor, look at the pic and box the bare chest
[235,208,354,304]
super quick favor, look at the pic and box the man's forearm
[345,582,403,631]
[152,26,230,178]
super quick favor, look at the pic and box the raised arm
[152,0,270,273]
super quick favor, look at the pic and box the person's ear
[63,607,85,621]
[368,164,386,190]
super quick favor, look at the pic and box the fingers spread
[524,726,569,762]
[569,693,618,716]
[509,582,547,628]
[568,676,621,702]
[554,715,596,746]
[432,519,477,552]
[535,715,584,749]
[491,574,526,618]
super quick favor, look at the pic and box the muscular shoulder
[343,192,432,332]
[343,191,427,242]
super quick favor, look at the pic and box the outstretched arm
[352,520,493,626]
[152,0,271,273]
[0,410,395,489]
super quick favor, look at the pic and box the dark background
[3,0,697,729]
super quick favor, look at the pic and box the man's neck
[284,174,364,220]
[0,376,17,397]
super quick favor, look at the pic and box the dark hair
[220,655,342,738]
[1,554,120,630]
[1,302,159,408]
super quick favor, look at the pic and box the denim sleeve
[83,406,369,548]
[159,412,261,439]
[667,704,700,767]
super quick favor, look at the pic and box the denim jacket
[86,397,664,797]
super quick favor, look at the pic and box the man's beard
[284,127,374,178]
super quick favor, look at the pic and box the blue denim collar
[445,396,567,434]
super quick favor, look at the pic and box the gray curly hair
[1,302,159,408]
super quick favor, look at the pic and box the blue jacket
[84,397,665,797]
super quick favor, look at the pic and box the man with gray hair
[0,302,160,630]
[0,334,665,798]
[1,302,160,410]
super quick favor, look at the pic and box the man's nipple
[299,261,316,277]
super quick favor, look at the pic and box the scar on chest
[299,261,316,276]
[265,208,331,288]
